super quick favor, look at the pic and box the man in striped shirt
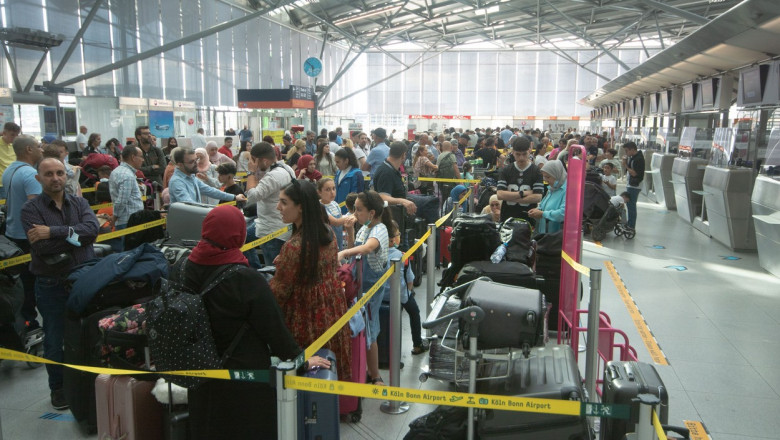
[109,145,145,230]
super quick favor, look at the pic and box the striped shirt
[355,223,388,273]
[109,162,144,226]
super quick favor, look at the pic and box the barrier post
[584,268,602,402]
[381,257,410,414]
[634,394,661,440]
[274,361,298,440]
[468,184,475,213]
[425,223,436,336]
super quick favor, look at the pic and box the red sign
[188,118,194,125]
[408,115,472,120]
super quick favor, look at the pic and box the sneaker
[51,389,69,410]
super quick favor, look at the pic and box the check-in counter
[640,149,656,202]
[752,176,780,278]
[671,157,708,224]
[648,153,677,210]
[702,167,756,252]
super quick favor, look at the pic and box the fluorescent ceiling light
[334,5,401,25]
[474,5,499,15]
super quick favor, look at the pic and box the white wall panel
[477,52,498,116]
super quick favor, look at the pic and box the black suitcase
[476,345,592,440]
[455,261,542,290]
[63,307,121,434]
[377,300,391,369]
[461,279,546,351]
[600,361,669,440]
[298,349,340,440]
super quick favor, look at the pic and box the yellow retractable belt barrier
[240,225,291,252]
[417,177,481,184]
[81,187,96,193]
[90,196,147,211]
[653,409,668,440]
[0,348,270,383]
[562,250,590,277]
[96,218,167,242]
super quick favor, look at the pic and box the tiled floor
[2,190,779,439]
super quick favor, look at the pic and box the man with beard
[168,148,245,205]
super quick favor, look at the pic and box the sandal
[370,376,386,386]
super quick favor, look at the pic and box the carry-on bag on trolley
[475,344,593,440]
[439,214,501,290]
[298,348,340,440]
[600,361,669,440]
[166,201,216,242]
[455,261,542,290]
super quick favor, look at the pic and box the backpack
[499,218,533,265]
[146,261,247,388]
[338,258,361,304]
[403,405,468,440]
[439,213,500,290]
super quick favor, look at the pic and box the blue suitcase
[298,349,340,440]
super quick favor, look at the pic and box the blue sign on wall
[149,110,174,138]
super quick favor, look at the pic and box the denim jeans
[35,276,69,391]
[260,238,285,267]
[626,187,641,229]
[109,223,127,254]
[244,223,263,269]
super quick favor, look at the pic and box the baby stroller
[582,181,610,236]
[591,203,635,241]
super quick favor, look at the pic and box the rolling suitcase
[476,345,592,440]
[439,226,452,267]
[339,327,366,422]
[460,279,546,351]
[600,361,669,440]
[377,300,392,369]
[455,261,542,290]
[95,375,164,440]
[166,202,215,241]
[64,307,120,434]
[298,349,340,440]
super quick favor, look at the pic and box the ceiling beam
[50,0,106,83]
[645,0,709,25]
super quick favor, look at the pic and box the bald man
[22,157,99,410]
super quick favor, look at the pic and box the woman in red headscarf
[295,154,322,183]
[271,180,351,382]
[175,204,331,439]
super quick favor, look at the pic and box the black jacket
[627,151,645,187]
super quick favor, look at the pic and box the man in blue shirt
[2,135,43,329]
[238,125,253,144]
[305,130,317,156]
[362,127,390,179]
[499,125,513,145]
[168,148,246,205]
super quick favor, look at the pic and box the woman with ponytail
[337,190,398,385]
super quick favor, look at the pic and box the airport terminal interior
[2,0,780,439]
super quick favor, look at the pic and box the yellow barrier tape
[653,409,668,440]
[605,261,669,366]
[0,253,31,270]
[338,201,346,208]
[417,176,481,184]
[96,218,168,242]
[402,229,430,262]
[81,187,96,193]
[240,225,291,252]
[285,375,582,415]
[236,171,248,177]
[562,250,590,277]
[0,199,4,205]
[0,347,270,383]
[90,196,147,211]
[683,420,711,440]
[303,266,393,361]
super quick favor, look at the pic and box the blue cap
[41,135,57,144]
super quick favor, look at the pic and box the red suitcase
[439,226,452,266]
[95,375,164,440]
[339,327,367,422]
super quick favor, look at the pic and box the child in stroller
[592,192,635,241]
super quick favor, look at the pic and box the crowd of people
[0,119,644,437]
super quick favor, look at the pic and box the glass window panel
[137,0,162,98]
[181,4,203,103]
[83,7,114,96]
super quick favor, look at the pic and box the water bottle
[490,242,508,264]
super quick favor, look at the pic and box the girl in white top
[337,190,396,386]
[236,140,252,174]
[317,178,355,250]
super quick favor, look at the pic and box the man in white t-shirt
[601,162,618,196]
[191,128,207,149]
[75,126,88,152]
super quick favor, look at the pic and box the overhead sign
[34,84,75,94]
[237,86,315,109]
[408,115,472,120]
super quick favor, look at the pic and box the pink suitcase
[339,329,367,422]
[95,374,164,440]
